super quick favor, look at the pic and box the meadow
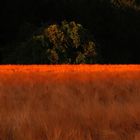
[0,65,140,140]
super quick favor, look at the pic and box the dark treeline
[0,0,140,64]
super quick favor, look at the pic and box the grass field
[0,65,140,140]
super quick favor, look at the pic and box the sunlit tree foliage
[13,21,98,64]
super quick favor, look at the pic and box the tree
[111,0,140,10]
[14,21,98,64]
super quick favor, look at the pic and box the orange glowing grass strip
[0,65,140,73]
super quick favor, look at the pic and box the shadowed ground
[0,65,140,140]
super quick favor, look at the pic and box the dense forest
[0,0,140,64]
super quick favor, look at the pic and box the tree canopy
[3,21,98,64]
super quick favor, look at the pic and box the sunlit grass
[0,65,140,140]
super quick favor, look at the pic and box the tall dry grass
[0,65,140,140]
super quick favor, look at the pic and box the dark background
[0,0,140,64]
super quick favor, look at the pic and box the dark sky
[0,0,140,64]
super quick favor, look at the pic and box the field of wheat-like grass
[0,65,140,140]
